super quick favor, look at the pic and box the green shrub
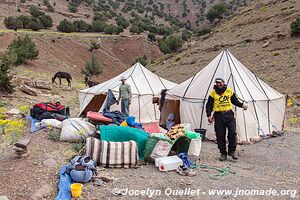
[57,19,76,32]
[89,41,100,52]
[92,20,106,32]
[129,25,144,34]
[116,15,129,29]
[74,20,88,32]
[0,56,13,93]
[47,4,55,12]
[81,54,102,78]
[93,12,108,22]
[27,18,43,31]
[47,128,60,141]
[17,15,31,28]
[29,5,45,17]
[148,33,156,42]
[6,35,39,65]
[158,36,183,54]
[197,27,212,36]
[68,4,78,13]
[134,55,147,66]
[206,3,228,23]
[72,142,84,152]
[39,15,53,28]
[291,17,300,36]
[182,30,192,41]
[4,17,23,30]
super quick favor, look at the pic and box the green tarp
[100,125,149,160]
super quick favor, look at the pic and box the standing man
[206,78,247,161]
[117,76,132,116]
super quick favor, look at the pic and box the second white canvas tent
[161,49,285,143]
[79,62,177,123]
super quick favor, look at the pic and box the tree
[4,17,23,30]
[89,41,100,52]
[134,55,147,66]
[29,5,45,17]
[74,20,88,32]
[27,18,43,31]
[182,30,192,41]
[39,15,53,28]
[5,35,39,65]
[197,27,212,36]
[291,17,300,36]
[68,4,78,13]
[158,36,183,54]
[116,16,129,29]
[148,33,156,42]
[0,56,13,93]
[81,54,102,79]
[57,19,76,33]
[206,3,228,23]
[17,15,31,29]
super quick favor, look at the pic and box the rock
[277,32,286,39]
[15,138,31,149]
[42,158,57,168]
[0,196,9,200]
[262,41,271,48]
[13,146,27,152]
[250,137,263,144]
[16,152,29,158]
[15,150,28,155]
[20,85,38,96]
[6,108,21,115]
[32,81,51,90]
[30,184,52,200]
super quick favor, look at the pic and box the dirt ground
[0,124,299,199]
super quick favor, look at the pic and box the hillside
[0,0,253,34]
[150,0,300,96]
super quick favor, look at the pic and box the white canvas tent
[79,62,177,123]
[162,49,285,143]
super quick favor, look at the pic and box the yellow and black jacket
[206,86,243,117]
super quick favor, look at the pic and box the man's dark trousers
[214,110,237,154]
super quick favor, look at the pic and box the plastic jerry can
[155,156,183,172]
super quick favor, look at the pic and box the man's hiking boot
[228,152,239,160]
[219,154,227,161]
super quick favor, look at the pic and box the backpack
[67,155,97,183]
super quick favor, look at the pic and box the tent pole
[199,50,225,128]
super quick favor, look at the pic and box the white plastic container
[183,123,192,131]
[155,155,183,172]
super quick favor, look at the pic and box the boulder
[15,138,31,149]
[0,196,9,200]
[6,108,21,116]
[20,85,38,96]
[262,41,271,48]
[29,184,52,200]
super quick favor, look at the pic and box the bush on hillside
[89,41,100,52]
[129,25,144,34]
[4,17,23,30]
[57,19,76,32]
[81,54,102,78]
[182,30,192,41]
[74,20,89,32]
[148,33,156,42]
[116,16,129,29]
[158,36,183,54]
[39,15,53,28]
[27,18,43,31]
[68,4,78,13]
[93,12,108,22]
[29,5,45,17]
[291,17,300,36]
[0,56,13,93]
[6,35,39,65]
[134,55,147,66]
[206,3,228,23]
[197,27,212,36]
[17,15,31,28]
